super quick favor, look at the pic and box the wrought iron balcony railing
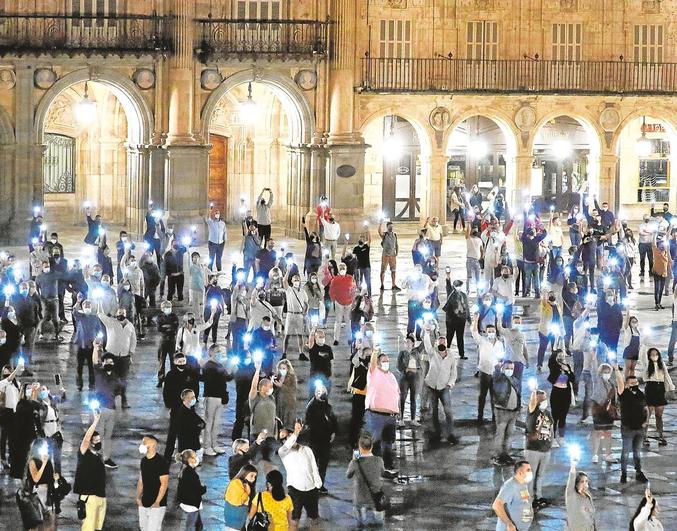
[0,13,173,57]
[196,19,328,62]
[361,57,677,95]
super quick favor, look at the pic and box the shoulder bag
[355,458,390,512]
[16,481,45,529]
[247,492,271,531]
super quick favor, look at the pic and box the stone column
[165,0,209,240]
[513,153,535,206]
[285,144,315,239]
[126,144,152,238]
[326,0,366,240]
[427,152,449,226]
[599,153,619,210]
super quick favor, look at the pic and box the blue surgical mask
[39,390,49,400]
[188,398,197,407]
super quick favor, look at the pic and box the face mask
[503,369,514,377]
[548,295,556,302]
[92,271,102,278]
[7,312,15,320]
[20,289,28,296]
[501,273,509,278]
[279,368,288,377]
[102,281,110,286]
[39,390,49,400]
[262,325,271,331]
[162,308,172,315]
[91,442,102,452]
[116,315,125,321]
[123,285,130,291]
[422,303,431,310]
[487,333,496,340]
[176,364,186,371]
[365,331,374,338]
[139,444,148,455]
[42,267,50,273]
[215,215,220,220]
[2,373,10,378]
[51,239,57,244]
[188,398,196,407]
[83,307,92,315]
[524,472,534,483]
[103,364,114,372]
[538,401,548,411]
[557,357,566,364]
[292,281,300,288]
[605,297,613,304]
[316,338,325,346]
[129,261,136,268]
[602,373,611,381]
[187,318,195,326]
[380,362,390,371]
[437,345,446,352]
[629,385,638,393]
[266,388,274,396]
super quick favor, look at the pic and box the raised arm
[249,365,261,400]
[80,414,100,454]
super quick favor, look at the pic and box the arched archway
[445,113,518,218]
[613,114,677,219]
[360,110,433,222]
[201,70,316,231]
[530,114,602,212]
[34,68,154,234]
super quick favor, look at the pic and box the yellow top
[224,479,250,506]
[257,491,293,531]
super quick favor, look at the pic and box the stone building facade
[0,0,675,243]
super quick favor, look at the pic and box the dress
[275,374,298,430]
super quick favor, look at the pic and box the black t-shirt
[353,244,371,268]
[256,249,277,275]
[619,388,647,430]
[140,454,170,507]
[73,450,106,497]
[309,344,334,378]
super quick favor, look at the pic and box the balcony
[196,19,328,63]
[361,57,677,95]
[0,13,173,58]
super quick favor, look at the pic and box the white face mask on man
[380,362,390,372]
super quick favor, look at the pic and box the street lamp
[240,82,258,125]
[468,139,489,159]
[552,139,572,160]
[74,82,97,125]
[636,116,652,157]
[382,118,402,161]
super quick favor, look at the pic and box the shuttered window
[552,23,582,61]
[237,0,281,19]
[633,24,663,63]
[378,20,411,58]
[467,21,498,60]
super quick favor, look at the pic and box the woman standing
[621,311,643,376]
[273,360,297,430]
[620,226,637,289]
[549,214,564,258]
[547,348,575,442]
[631,489,663,531]
[11,383,44,480]
[176,449,207,530]
[302,217,322,276]
[38,384,65,476]
[255,469,293,531]
[449,187,465,232]
[639,347,674,447]
[567,206,582,247]
[565,463,595,531]
[23,438,57,530]
[224,464,258,531]
[303,273,324,326]
[590,363,618,464]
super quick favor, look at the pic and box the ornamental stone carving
[514,105,537,132]
[0,68,15,90]
[599,107,621,132]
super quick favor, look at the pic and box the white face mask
[380,362,390,372]
[316,338,325,346]
[503,369,514,378]
[524,472,534,483]
[262,325,271,331]
[601,373,611,381]
[138,444,148,455]
[538,401,548,411]
[162,308,172,315]
[292,281,300,288]
[266,388,274,396]
[487,333,496,340]
[83,307,92,315]
[278,368,288,377]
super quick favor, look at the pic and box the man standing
[378,221,400,291]
[320,215,341,260]
[284,274,309,359]
[156,300,180,387]
[164,239,188,303]
[353,230,372,296]
[35,259,63,342]
[402,264,433,336]
[163,353,200,461]
[136,435,169,531]
[492,266,515,327]
[423,335,458,444]
[12,282,39,371]
[243,224,261,281]
[491,361,521,466]
[248,359,278,470]
[464,225,483,295]
[492,460,534,531]
[365,347,400,477]
[497,312,529,384]
[143,205,166,262]
[201,344,230,456]
[255,239,278,279]
[637,214,655,277]
[97,306,137,409]
[442,275,469,360]
[92,342,122,469]
[424,216,443,258]
[616,370,649,484]
[73,298,102,391]
[525,389,554,511]
[205,206,227,271]
[346,434,386,528]
[73,414,107,531]
[256,187,274,247]
[329,263,356,345]
[471,314,505,423]
[174,389,205,458]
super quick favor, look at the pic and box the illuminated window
[43,134,76,194]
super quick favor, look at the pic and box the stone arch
[34,67,154,145]
[611,111,677,154]
[201,69,315,145]
[359,107,433,157]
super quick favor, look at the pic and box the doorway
[209,134,228,214]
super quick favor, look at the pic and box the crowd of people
[0,186,673,530]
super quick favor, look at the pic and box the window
[552,23,582,61]
[70,0,118,27]
[43,134,76,194]
[379,20,411,58]
[633,24,663,63]
[466,21,498,60]
[237,0,281,19]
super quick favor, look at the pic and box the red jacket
[329,275,355,306]
[316,205,332,223]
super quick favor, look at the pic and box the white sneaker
[203,448,217,456]
[592,454,599,464]
[551,439,560,448]
[213,446,226,454]
[410,419,421,427]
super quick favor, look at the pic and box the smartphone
[54,373,61,386]
[353,450,361,460]
[445,266,451,273]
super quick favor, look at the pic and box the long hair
[629,495,656,530]
[24,438,49,483]
[266,469,286,502]
[234,463,258,483]
[646,348,665,379]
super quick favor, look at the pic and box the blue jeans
[500,304,513,328]
[364,410,396,470]
[429,386,455,439]
[620,427,643,475]
[354,505,385,527]
[184,509,202,530]
[579,369,592,419]
[537,332,555,367]
[523,262,540,297]
[357,266,372,296]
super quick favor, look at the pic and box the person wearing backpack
[346,433,386,528]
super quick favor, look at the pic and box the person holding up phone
[73,413,107,531]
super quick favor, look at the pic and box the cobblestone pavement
[0,225,675,530]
